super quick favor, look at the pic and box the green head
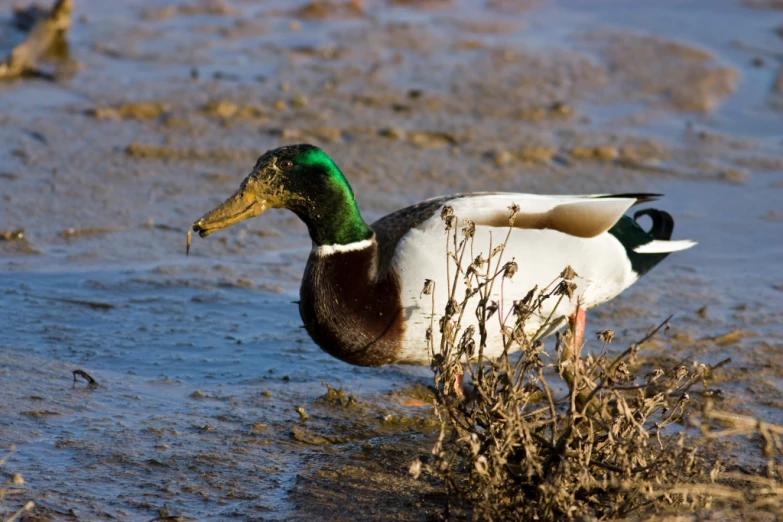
[192,144,373,246]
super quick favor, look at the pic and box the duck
[191,144,695,367]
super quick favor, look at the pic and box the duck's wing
[442,194,639,238]
[370,193,661,275]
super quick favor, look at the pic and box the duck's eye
[280,159,294,171]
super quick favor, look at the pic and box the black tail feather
[597,193,662,206]
[633,209,674,240]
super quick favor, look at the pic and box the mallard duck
[192,144,695,366]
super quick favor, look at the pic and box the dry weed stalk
[412,206,783,521]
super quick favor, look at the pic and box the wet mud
[1,0,782,519]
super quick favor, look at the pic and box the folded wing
[440,194,640,238]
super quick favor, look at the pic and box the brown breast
[298,241,405,367]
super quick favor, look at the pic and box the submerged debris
[291,425,347,445]
[72,369,97,387]
[154,503,189,521]
[85,102,170,121]
[200,100,266,120]
[0,0,73,80]
[60,226,122,238]
[20,410,61,418]
[0,229,25,241]
[124,142,253,162]
[293,0,365,20]
[295,406,309,420]
[27,294,116,310]
[316,381,357,407]
[141,0,235,22]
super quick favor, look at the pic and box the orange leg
[568,304,586,351]
[567,302,587,373]
[455,371,465,398]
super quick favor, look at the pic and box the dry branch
[412,205,783,521]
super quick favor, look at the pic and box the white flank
[634,239,697,254]
[314,238,375,256]
[390,204,641,365]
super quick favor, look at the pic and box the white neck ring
[314,238,375,256]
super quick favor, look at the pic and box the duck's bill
[192,189,268,238]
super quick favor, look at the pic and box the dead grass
[411,205,783,521]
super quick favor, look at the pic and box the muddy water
[1,0,782,519]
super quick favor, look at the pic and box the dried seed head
[430,353,443,371]
[512,325,529,346]
[512,300,531,318]
[463,338,476,358]
[597,329,615,344]
[460,326,476,357]
[462,325,475,340]
[440,205,455,230]
[465,263,478,281]
[445,298,461,317]
[421,279,435,295]
[462,219,476,238]
[508,203,520,225]
[673,365,688,381]
[440,205,454,221]
[473,254,486,267]
[559,265,578,281]
[554,280,578,299]
[438,317,451,333]
[615,362,631,383]
[485,300,499,320]
[439,316,453,337]
[522,285,538,305]
[503,260,518,279]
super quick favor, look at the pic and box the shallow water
[1,0,782,519]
